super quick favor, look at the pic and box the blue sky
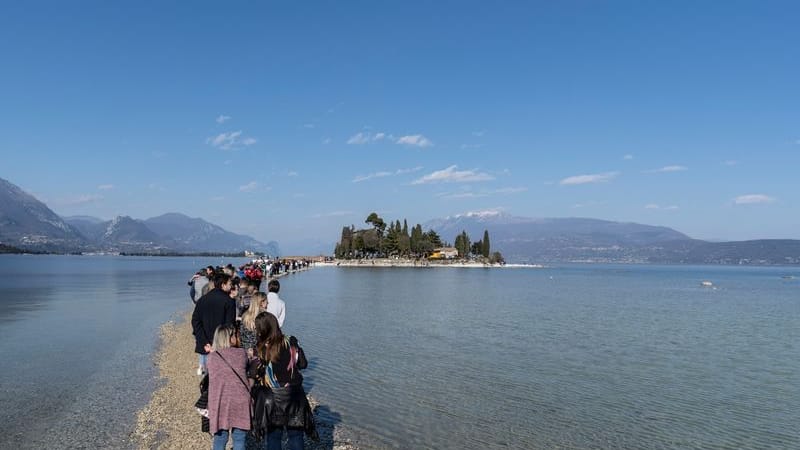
[1,1,798,252]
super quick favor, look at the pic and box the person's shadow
[306,404,343,450]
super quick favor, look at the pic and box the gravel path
[132,311,359,450]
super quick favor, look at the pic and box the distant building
[431,247,458,259]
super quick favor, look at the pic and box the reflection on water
[0,256,797,449]
[286,265,800,449]
[0,254,249,449]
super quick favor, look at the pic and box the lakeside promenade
[133,267,358,450]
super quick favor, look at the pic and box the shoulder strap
[214,351,250,393]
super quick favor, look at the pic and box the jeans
[199,353,207,369]
[267,428,304,450]
[212,428,247,450]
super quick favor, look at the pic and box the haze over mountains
[424,211,800,265]
[2,176,799,264]
[0,177,279,255]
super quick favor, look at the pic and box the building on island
[430,247,458,259]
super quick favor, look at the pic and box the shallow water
[285,264,800,449]
[0,257,798,449]
[0,254,249,449]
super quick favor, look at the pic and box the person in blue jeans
[251,312,313,449]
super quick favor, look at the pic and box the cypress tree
[482,229,490,257]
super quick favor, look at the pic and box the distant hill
[1,176,280,254]
[424,211,800,265]
[143,213,280,255]
[0,178,86,251]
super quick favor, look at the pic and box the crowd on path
[188,259,316,450]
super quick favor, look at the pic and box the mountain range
[3,176,799,264]
[0,177,280,255]
[424,211,800,265]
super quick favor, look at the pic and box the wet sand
[133,310,358,449]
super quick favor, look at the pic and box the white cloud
[623,154,634,160]
[645,203,660,209]
[287,171,298,177]
[353,171,392,183]
[472,130,486,137]
[322,137,332,145]
[492,187,527,195]
[97,184,114,190]
[460,144,483,150]
[239,181,260,192]
[412,165,494,184]
[346,131,393,144]
[724,160,738,166]
[216,115,231,124]
[353,166,423,182]
[559,171,619,186]
[206,131,257,150]
[396,134,433,147]
[734,194,776,205]
[645,165,688,173]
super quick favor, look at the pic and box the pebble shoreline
[133,304,358,449]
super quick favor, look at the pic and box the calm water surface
[0,256,798,449]
[286,264,799,449]
[0,254,250,449]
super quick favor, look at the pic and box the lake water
[0,256,798,449]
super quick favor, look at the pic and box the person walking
[207,323,251,450]
[192,272,237,375]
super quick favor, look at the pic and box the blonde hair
[212,323,238,351]
[242,292,267,331]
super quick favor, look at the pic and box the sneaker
[197,366,204,376]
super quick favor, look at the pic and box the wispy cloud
[412,165,494,185]
[559,171,619,186]
[239,181,260,192]
[216,115,231,124]
[396,134,433,147]
[206,131,257,150]
[97,184,114,190]
[472,130,486,137]
[644,165,688,173]
[353,166,423,183]
[623,154,634,160]
[346,132,387,145]
[353,171,393,183]
[734,194,776,205]
[723,160,739,166]
[460,143,483,150]
[287,171,298,177]
[322,137,332,145]
[645,204,679,210]
[303,123,315,129]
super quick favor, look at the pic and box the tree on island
[333,213,503,263]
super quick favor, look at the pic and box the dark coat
[191,288,237,354]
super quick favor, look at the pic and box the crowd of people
[188,259,316,450]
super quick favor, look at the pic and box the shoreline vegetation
[323,258,527,268]
[133,269,358,450]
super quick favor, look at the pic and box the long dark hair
[255,311,284,363]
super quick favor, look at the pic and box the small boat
[701,280,714,287]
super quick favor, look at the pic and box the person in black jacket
[191,272,236,375]
[250,311,316,448]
